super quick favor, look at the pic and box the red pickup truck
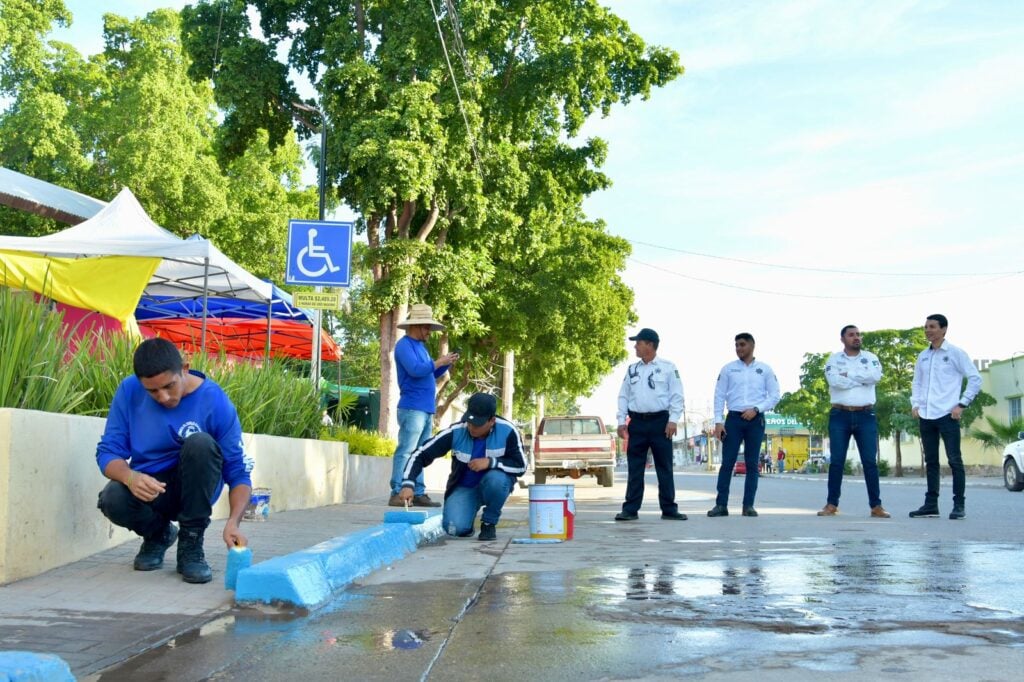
[532,416,616,487]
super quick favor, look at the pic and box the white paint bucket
[528,484,575,540]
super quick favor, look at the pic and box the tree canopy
[0,2,317,279]
[180,0,681,425]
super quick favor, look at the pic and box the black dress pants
[622,415,678,515]
[97,432,223,538]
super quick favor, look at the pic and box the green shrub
[878,458,891,477]
[0,287,91,413]
[843,459,853,475]
[74,329,137,415]
[203,357,322,439]
[320,425,397,456]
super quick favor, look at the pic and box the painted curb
[234,515,443,608]
[0,651,75,682]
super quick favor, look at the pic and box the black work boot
[176,526,213,584]
[909,504,940,518]
[949,504,965,520]
[133,523,178,571]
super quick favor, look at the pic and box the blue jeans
[390,408,433,496]
[827,408,881,508]
[442,470,514,536]
[715,411,765,508]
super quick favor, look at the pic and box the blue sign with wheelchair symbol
[286,220,352,286]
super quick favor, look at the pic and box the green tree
[0,7,316,278]
[181,0,679,432]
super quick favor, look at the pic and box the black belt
[628,410,669,421]
[831,404,873,412]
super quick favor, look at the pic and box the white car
[1004,432,1024,492]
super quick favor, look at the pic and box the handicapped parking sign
[286,220,353,286]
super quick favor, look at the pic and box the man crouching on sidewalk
[398,393,526,541]
[95,338,253,583]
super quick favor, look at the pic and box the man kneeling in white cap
[398,393,527,541]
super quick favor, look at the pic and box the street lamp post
[293,102,328,390]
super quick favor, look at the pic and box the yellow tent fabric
[0,250,160,326]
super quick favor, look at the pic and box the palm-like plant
[967,416,1024,450]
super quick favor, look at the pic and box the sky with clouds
[55,1,1024,428]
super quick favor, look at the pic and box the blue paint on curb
[234,524,419,608]
[0,651,75,681]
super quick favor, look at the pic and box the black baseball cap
[628,328,659,343]
[464,393,497,426]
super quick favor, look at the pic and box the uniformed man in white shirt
[614,328,687,521]
[707,333,780,518]
[909,314,982,520]
[817,325,890,518]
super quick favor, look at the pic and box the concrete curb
[0,651,75,681]
[234,515,443,609]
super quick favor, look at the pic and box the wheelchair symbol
[296,228,341,278]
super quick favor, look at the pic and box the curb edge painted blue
[0,651,75,681]
[234,516,444,609]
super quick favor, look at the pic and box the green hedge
[319,425,397,457]
[2,288,322,439]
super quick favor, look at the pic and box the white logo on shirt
[178,421,202,440]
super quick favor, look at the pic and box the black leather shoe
[949,506,965,520]
[661,511,688,520]
[134,523,177,571]
[478,522,497,540]
[614,512,638,521]
[706,505,729,517]
[909,505,940,518]
[742,506,758,517]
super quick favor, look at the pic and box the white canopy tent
[0,167,107,224]
[0,187,274,348]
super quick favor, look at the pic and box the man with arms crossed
[818,325,890,518]
[909,314,981,520]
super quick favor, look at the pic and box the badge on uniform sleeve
[674,370,680,378]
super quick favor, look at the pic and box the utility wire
[428,0,481,168]
[629,238,1024,278]
[628,257,1021,300]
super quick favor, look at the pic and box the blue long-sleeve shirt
[395,335,449,414]
[95,370,253,502]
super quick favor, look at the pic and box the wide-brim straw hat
[397,303,445,331]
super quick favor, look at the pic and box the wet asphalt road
[89,470,1024,681]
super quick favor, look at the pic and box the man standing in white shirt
[817,325,890,518]
[614,328,688,522]
[707,333,780,518]
[909,314,982,520]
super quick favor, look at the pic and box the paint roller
[383,497,431,525]
[224,543,253,590]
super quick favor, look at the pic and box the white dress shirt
[617,357,685,426]
[713,358,780,424]
[825,350,882,407]
[911,340,982,419]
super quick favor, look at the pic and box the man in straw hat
[389,303,459,507]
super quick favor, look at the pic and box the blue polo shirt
[395,335,449,413]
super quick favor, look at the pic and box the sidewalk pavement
[0,472,1005,678]
[0,492,525,679]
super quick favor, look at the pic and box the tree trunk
[894,430,904,477]
[378,307,400,436]
[501,350,515,420]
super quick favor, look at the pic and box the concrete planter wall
[0,408,445,585]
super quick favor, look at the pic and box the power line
[628,238,1024,278]
[428,0,481,168]
[628,257,1021,300]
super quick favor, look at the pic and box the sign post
[286,220,353,390]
